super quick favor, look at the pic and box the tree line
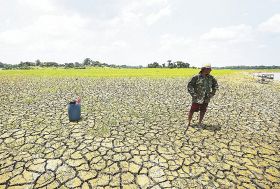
[147,60,190,68]
[0,59,191,69]
[0,58,143,70]
[1,59,279,70]
[215,65,280,69]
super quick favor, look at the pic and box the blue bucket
[68,101,81,121]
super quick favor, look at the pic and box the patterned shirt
[187,74,218,104]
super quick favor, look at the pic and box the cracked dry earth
[0,76,279,189]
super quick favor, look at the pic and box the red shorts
[190,103,208,112]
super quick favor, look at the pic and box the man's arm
[211,77,218,95]
[187,76,197,97]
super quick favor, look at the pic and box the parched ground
[0,76,279,189]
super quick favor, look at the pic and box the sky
[0,0,280,67]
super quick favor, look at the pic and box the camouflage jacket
[187,74,218,104]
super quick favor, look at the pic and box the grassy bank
[0,68,243,78]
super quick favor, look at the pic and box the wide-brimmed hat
[201,64,212,70]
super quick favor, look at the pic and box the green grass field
[0,67,246,78]
[1,67,279,78]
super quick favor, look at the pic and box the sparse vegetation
[0,67,243,78]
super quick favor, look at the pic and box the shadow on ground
[191,124,222,131]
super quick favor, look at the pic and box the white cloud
[258,14,280,33]
[200,24,254,43]
[159,34,192,51]
[0,0,279,66]
[0,0,173,65]
[0,14,89,49]
[145,5,171,25]
[145,0,168,5]
[156,24,259,67]
[117,0,171,27]
[18,0,56,13]
[112,41,129,48]
[257,44,267,49]
[0,13,96,64]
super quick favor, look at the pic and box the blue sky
[0,0,280,67]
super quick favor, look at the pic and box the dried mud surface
[0,76,279,188]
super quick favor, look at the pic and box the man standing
[187,64,218,127]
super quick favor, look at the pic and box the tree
[167,60,174,68]
[92,61,101,67]
[19,61,35,67]
[148,62,161,68]
[35,59,41,66]
[83,58,91,66]
[65,63,74,68]
[43,62,58,67]
[167,60,172,65]
[176,61,190,68]
[75,62,81,67]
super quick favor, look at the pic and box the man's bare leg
[188,110,194,127]
[198,110,206,125]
